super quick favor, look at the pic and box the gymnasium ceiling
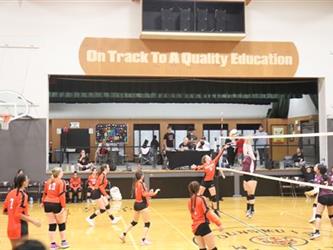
[49,75,318,105]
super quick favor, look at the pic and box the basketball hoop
[0,114,12,130]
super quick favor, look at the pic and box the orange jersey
[3,189,28,239]
[42,178,66,208]
[135,180,155,205]
[88,174,97,189]
[195,149,224,181]
[94,173,108,196]
[70,177,81,189]
[188,195,221,233]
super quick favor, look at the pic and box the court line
[119,217,139,250]
[150,206,194,247]
[220,210,297,250]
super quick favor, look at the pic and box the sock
[89,213,97,219]
[142,238,146,242]
[250,204,254,212]
[123,232,127,236]
[109,214,115,220]
[62,240,66,243]
[247,203,250,211]
[51,242,56,245]
[315,229,320,234]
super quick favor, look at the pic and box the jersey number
[48,183,56,191]
[9,198,14,209]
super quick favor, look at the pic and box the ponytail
[188,181,200,213]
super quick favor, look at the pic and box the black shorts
[243,175,257,182]
[44,202,62,214]
[194,222,211,237]
[91,189,102,200]
[201,180,215,189]
[21,220,28,237]
[318,195,333,206]
[134,201,148,211]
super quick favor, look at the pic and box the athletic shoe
[50,243,58,250]
[310,232,320,240]
[86,217,95,226]
[60,240,70,249]
[141,239,152,246]
[112,216,121,225]
[246,210,253,218]
[119,233,126,243]
[309,217,316,223]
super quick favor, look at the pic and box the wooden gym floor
[1,197,332,250]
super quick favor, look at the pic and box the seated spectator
[179,137,195,151]
[196,137,210,151]
[69,171,82,203]
[301,165,315,183]
[77,149,93,171]
[14,240,46,250]
[293,147,304,166]
[95,141,109,164]
[86,167,97,203]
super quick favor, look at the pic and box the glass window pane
[175,130,187,148]
[134,130,140,155]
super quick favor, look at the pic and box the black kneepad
[313,203,317,207]
[329,215,333,219]
[105,204,110,210]
[100,209,106,214]
[315,214,322,219]
[58,223,66,232]
[210,195,217,202]
[144,222,151,228]
[248,195,255,200]
[49,223,57,232]
[131,221,138,226]
[211,248,218,250]
[199,249,207,250]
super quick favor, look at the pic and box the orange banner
[79,38,299,77]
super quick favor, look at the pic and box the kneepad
[100,209,106,214]
[315,214,322,219]
[248,195,255,200]
[131,221,138,226]
[58,223,66,232]
[329,214,333,219]
[144,222,151,228]
[210,195,217,202]
[313,203,317,208]
[105,204,110,210]
[49,223,57,232]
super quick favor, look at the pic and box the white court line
[119,217,139,250]
[150,206,194,246]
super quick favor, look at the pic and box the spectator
[69,171,82,203]
[254,125,269,168]
[187,128,198,143]
[293,147,304,165]
[301,165,315,183]
[163,125,175,151]
[14,240,46,250]
[13,169,24,188]
[196,137,210,151]
[77,149,93,171]
[95,141,109,164]
[225,137,236,167]
[210,137,219,153]
[150,135,159,168]
[179,137,195,151]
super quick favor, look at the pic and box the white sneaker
[60,240,70,249]
[86,217,95,226]
[246,209,252,218]
[119,233,126,243]
[310,231,320,240]
[141,239,152,246]
[112,217,121,225]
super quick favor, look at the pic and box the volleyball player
[86,164,120,226]
[3,174,41,249]
[310,164,333,239]
[191,145,228,216]
[42,167,69,250]
[119,170,160,246]
[242,137,257,218]
[188,181,223,250]
[86,167,97,204]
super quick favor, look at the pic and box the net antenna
[0,90,29,130]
